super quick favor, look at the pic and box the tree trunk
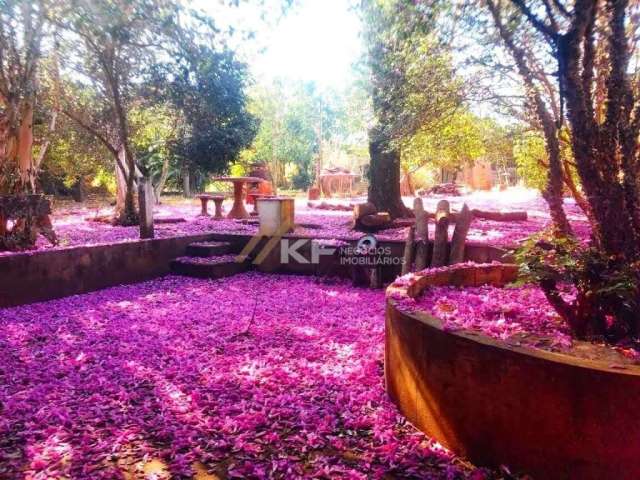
[367,130,410,218]
[72,176,86,203]
[114,146,138,225]
[115,148,126,215]
[17,101,34,193]
[154,156,170,204]
[401,226,415,275]
[449,203,472,264]
[182,165,191,198]
[413,197,429,271]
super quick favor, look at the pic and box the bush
[515,231,640,342]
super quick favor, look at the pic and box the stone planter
[385,263,640,480]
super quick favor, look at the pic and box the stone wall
[0,234,223,308]
[0,233,509,308]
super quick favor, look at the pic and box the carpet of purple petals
[399,283,574,351]
[173,254,241,265]
[1,188,591,257]
[0,273,500,479]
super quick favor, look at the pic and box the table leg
[227,181,249,219]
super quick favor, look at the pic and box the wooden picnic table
[212,176,263,219]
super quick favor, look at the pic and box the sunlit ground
[0,273,487,479]
[2,187,590,257]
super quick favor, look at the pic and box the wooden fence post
[431,199,450,267]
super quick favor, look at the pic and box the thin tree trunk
[115,147,128,216]
[182,165,191,198]
[487,0,571,235]
[154,156,170,204]
[17,101,34,193]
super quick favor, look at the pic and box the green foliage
[513,131,547,190]
[154,45,257,180]
[515,231,640,340]
[361,0,463,145]
[241,79,368,189]
[515,232,585,286]
[130,104,180,189]
[41,106,113,195]
[402,111,484,171]
[400,111,515,187]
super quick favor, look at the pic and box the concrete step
[170,255,249,279]
[185,241,234,257]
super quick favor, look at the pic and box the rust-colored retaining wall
[385,266,640,479]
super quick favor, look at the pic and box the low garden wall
[385,263,640,479]
[0,233,233,307]
[0,231,509,308]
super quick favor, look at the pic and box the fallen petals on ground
[1,188,591,257]
[403,283,574,351]
[0,273,494,479]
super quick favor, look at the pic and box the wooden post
[138,177,154,239]
[369,267,383,289]
[431,199,450,267]
[401,226,415,275]
[414,197,429,271]
[449,203,472,264]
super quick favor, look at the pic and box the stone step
[170,255,249,279]
[185,241,234,257]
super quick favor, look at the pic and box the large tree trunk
[367,131,410,218]
[557,3,639,259]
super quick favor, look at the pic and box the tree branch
[510,0,560,42]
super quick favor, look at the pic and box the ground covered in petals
[407,284,573,351]
[0,273,498,479]
[2,188,591,257]
[398,282,640,364]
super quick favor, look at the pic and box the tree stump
[413,197,429,271]
[353,202,392,231]
[359,212,392,230]
[369,267,383,289]
[449,203,472,264]
[353,202,377,223]
[431,200,450,267]
[0,195,56,250]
